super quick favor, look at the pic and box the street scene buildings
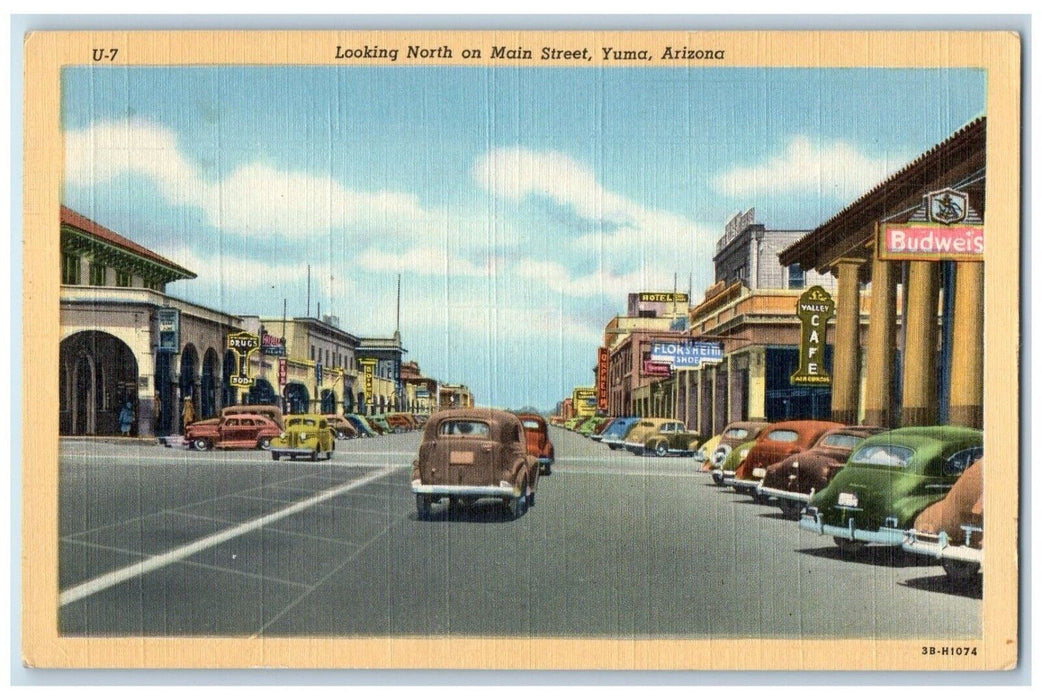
[45,50,1006,657]
[59,206,465,438]
[567,118,985,435]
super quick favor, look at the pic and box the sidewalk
[59,435,186,448]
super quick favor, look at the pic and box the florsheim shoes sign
[790,286,834,387]
[880,188,984,261]
[649,340,723,368]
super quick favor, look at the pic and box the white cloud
[712,136,907,201]
[65,119,431,240]
[473,147,717,290]
[356,246,496,278]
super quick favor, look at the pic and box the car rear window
[724,427,750,439]
[522,420,542,430]
[819,433,861,449]
[439,420,490,437]
[766,429,799,443]
[852,444,914,467]
[944,447,983,476]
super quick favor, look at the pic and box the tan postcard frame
[21,29,1021,671]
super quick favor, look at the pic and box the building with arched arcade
[59,207,243,437]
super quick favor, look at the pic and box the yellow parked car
[270,414,335,461]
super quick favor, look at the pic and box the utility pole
[306,264,311,318]
[396,273,401,334]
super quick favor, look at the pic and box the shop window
[89,262,106,286]
[788,264,806,290]
[116,270,132,287]
[61,252,81,285]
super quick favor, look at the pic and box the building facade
[59,206,243,437]
[779,118,985,429]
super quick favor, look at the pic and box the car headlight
[280,432,287,439]
[300,432,308,440]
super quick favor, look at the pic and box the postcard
[21,29,1020,670]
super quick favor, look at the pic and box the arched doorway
[60,330,139,436]
[179,344,200,432]
[200,348,220,419]
[356,391,366,415]
[320,389,337,415]
[343,387,355,414]
[246,378,278,406]
[284,383,310,414]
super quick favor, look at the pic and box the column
[862,252,898,427]
[948,261,984,428]
[747,347,766,421]
[831,259,863,424]
[901,261,941,426]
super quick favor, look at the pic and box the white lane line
[59,465,404,607]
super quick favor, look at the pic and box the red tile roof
[60,205,196,279]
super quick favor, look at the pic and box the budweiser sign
[881,224,984,260]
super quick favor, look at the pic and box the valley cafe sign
[790,286,834,386]
[880,188,984,261]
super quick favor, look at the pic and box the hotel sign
[638,292,688,303]
[880,188,984,261]
[226,331,260,387]
[157,308,180,353]
[790,286,834,386]
[360,358,378,399]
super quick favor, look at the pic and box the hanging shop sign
[649,340,723,367]
[790,286,834,386]
[642,353,673,378]
[596,347,609,411]
[226,331,260,387]
[260,328,286,356]
[880,188,984,261]
[157,308,180,353]
[277,358,287,388]
[360,358,377,399]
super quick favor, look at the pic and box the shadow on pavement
[901,573,983,599]
[796,545,938,569]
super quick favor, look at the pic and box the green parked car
[710,439,757,486]
[799,425,983,554]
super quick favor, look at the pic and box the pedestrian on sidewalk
[118,402,134,436]
[182,397,196,432]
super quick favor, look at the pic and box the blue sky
[62,66,985,411]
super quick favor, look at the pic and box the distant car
[711,439,756,485]
[323,414,358,440]
[623,418,702,457]
[726,420,843,496]
[412,408,539,519]
[757,426,885,518]
[344,413,376,437]
[702,421,771,471]
[517,412,555,474]
[589,417,615,441]
[185,413,281,451]
[387,413,417,432]
[367,415,393,434]
[270,414,336,461]
[564,416,585,431]
[800,426,983,555]
[902,458,983,581]
[599,416,641,450]
[578,416,610,437]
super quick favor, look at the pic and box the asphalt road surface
[58,426,981,638]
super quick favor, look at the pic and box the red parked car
[726,420,844,497]
[185,413,281,451]
[517,412,556,474]
[757,425,885,518]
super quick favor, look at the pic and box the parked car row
[411,408,555,520]
[178,404,429,454]
[696,418,984,582]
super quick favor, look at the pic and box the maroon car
[757,426,885,518]
[517,412,555,474]
[185,413,281,451]
[726,420,844,497]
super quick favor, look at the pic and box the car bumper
[537,457,554,467]
[623,441,646,454]
[727,477,762,491]
[902,528,983,564]
[798,509,905,546]
[270,447,320,457]
[710,468,733,482]
[411,481,520,499]
[756,485,811,503]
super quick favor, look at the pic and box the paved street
[59,426,981,638]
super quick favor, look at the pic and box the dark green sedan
[799,425,983,555]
